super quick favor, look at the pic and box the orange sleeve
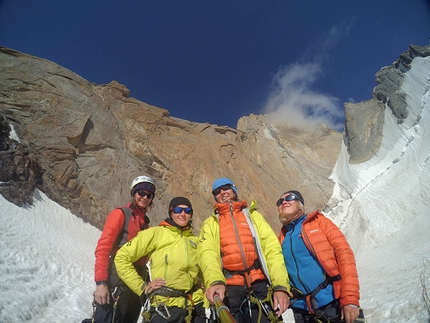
[320,215,360,307]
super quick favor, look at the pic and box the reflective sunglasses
[276,194,299,206]
[172,206,193,214]
[137,190,154,199]
[212,184,233,196]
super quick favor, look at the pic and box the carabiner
[154,298,171,320]
[111,287,120,301]
[259,299,271,317]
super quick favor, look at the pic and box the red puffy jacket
[94,202,149,282]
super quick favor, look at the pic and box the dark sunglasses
[212,184,233,196]
[137,190,154,199]
[172,206,193,214]
[276,194,299,206]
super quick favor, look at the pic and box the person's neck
[286,210,304,224]
[131,202,147,212]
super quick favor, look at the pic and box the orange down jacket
[217,201,266,286]
[199,200,290,293]
[278,210,360,308]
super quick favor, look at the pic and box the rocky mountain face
[1,44,428,232]
[344,44,430,164]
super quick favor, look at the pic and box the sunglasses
[276,194,299,206]
[137,190,154,199]
[212,184,233,196]
[172,206,193,214]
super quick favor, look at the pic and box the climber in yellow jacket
[198,177,291,323]
[115,197,205,323]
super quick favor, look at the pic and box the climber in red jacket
[91,175,156,323]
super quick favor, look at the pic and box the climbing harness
[141,286,196,322]
[290,275,341,315]
[238,286,280,323]
[290,276,367,323]
[222,259,261,278]
[306,300,366,323]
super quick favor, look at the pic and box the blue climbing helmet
[211,177,238,200]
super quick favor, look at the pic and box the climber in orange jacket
[277,190,364,323]
[199,178,290,323]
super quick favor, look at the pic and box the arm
[114,228,157,296]
[93,209,124,305]
[198,217,226,303]
[320,215,360,308]
[94,208,125,281]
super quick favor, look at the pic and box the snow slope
[0,190,100,322]
[327,55,430,322]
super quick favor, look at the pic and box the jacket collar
[214,199,246,214]
[159,217,192,232]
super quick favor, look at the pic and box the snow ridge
[326,56,430,322]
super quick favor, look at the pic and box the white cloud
[263,21,355,132]
[263,62,344,131]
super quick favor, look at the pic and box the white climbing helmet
[130,175,155,194]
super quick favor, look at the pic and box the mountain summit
[0,46,342,230]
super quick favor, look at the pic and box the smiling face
[133,190,153,209]
[170,204,192,227]
[213,185,237,204]
[277,192,303,224]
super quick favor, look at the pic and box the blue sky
[1,1,429,130]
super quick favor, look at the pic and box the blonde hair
[298,201,305,213]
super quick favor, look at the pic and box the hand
[94,284,110,305]
[273,290,290,317]
[341,305,360,323]
[205,284,226,304]
[144,278,166,294]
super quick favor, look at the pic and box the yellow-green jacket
[198,200,290,293]
[115,219,204,308]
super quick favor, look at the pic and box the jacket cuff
[210,280,226,287]
[96,281,108,286]
[340,296,360,308]
[272,285,291,293]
